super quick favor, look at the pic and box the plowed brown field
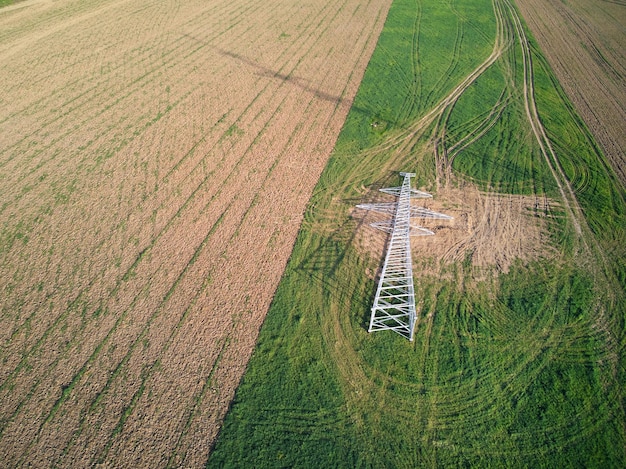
[515,0,626,185]
[0,0,392,465]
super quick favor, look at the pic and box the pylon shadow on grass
[293,172,402,333]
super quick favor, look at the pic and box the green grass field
[0,0,21,8]
[208,0,626,466]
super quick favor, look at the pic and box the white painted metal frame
[368,172,418,341]
[357,172,452,341]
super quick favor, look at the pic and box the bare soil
[0,0,393,466]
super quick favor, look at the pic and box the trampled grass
[208,0,626,466]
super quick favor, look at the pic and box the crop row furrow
[4,0,360,454]
[0,0,334,348]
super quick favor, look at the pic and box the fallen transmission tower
[356,172,452,341]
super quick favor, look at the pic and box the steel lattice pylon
[357,172,452,341]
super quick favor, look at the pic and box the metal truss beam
[379,187,432,198]
[356,203,453,220]
[368,172,418,341]
[369,221,434,236]
[357,173,452,341]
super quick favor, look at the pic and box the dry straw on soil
[0,0,393,466]
[353,179,555,279]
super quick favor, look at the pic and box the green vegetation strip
[0,0,20,8]
[209,0,626,466]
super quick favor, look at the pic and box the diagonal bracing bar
[355,203,453,220]
[368,172,419,341]
[356,172,452,341]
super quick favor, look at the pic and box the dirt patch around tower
[353,178,557,279]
